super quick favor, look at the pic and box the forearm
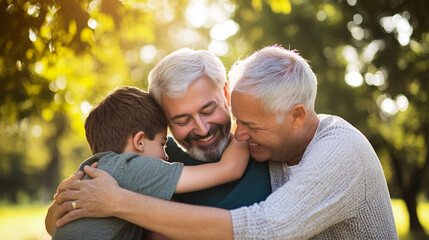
[45,201,58,236]
[176,162,241,193]
[113,187,234,240]
[218,137,249,178]
[175,138,248,193]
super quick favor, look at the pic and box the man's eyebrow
[200,101,216,110]
[237,119,253,126]
[170,101,216,121]
[170,113,189,121]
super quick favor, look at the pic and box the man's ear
[223,82,231,107]
[290,104,306,129]
[133,131,145,152]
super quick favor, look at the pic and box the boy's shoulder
[77,151,113,172]
[78,151,143,172]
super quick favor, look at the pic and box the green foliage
[0,0,192,201]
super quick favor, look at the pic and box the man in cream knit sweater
[54,46,398,239]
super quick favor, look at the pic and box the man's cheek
[170,126,187,141]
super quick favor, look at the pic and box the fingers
[57,171,85,193]
[83,165,107,179]
[55,189,81,204]
[57,180,83,197]
[56,208,86,227]
[90,161,98,168]
[63,171,85,186]
[54,200,79,219]
[73,170,85,180]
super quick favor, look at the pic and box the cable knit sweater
[231,114,398,239]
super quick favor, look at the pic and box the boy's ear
[133,131,145,152]
[223,82,231,107]
[290,104,306,129]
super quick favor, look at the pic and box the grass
[391,199,429,239]
[0,199,428,239]
[0,204,51,240]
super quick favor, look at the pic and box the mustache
[185,124,221,142]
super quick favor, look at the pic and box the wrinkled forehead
[160,82,227,117]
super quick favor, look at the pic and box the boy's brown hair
[85,86,168,154]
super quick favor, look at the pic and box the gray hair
[149,48,226,105]
[229,46,317,122]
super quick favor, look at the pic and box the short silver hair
[229,46,317,122]
[149,48,226,105]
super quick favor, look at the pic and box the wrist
[110,187,131,218]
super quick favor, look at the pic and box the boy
[51,86,248,239]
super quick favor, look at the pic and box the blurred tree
[230,0,428,236]
[0,0,104,202]
[0,152,27,203]
[0,0,191,201]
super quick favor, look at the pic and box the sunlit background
[0,0,428,239]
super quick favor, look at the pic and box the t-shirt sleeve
[112,155,184,200]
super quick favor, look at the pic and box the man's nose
[234,123,250,142]
[193,115,210,136]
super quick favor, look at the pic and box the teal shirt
[166,137,272,210]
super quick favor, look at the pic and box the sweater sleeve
[231,127,367,239]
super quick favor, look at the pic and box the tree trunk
[390,149,427,237]
[44,112,68,197]
[403,189,423,231]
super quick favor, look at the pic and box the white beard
[185,135,230,162]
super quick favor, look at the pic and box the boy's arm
[45,170,85,236]
[45,201,58,235]
[175,137,249,193]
